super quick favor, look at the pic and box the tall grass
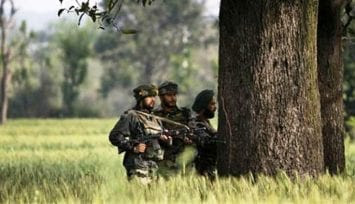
[0,119,354,203]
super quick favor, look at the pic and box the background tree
[95,0,210,81]
[0,0,16,124]
[95,0,217,113]
[8,21,37,117]
[317,0,346,174]
[343,1,355,121]
[54,22,96,116]
[217,0,324,176]
[344,36,355,120]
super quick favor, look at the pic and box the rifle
[134,110,226,145]
[163,127,226,146]
[130,132,166,160]
[130,132,163,146]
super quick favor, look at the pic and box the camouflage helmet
[192,89,215,113]
[158,81,178,95]
[133,84,158,102]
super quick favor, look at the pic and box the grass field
[0,119,354,203]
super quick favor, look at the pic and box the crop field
[0,119,354,203]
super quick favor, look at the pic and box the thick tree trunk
[317,0,345,174]
[217,0,324,177]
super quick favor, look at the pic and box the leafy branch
[343,0,355,35]
[57,0,155,33]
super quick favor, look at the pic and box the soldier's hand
[133,143,146,153]
[160,135,173,145]
[184,137,193,144]
[159,134,168,141]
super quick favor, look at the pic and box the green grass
[0,119,354,203]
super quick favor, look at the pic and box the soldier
[190,89,218,180]
[108,84,170,184]
[153,81,192,175]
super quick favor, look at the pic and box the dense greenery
[8,0,218,118]
[344,36,355,119]
[0,119,354,203]
[2,0,354,121]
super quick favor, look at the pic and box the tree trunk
[0,16,8,125]
[317,0,345,174]
[0,60,10,124]
[217,0,324,177]
[0,0,15,124]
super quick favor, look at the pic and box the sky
[14,0,220,30]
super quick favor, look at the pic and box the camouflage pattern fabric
[109,109,164,184]
[153,106,192,175]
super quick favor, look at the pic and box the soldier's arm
[187,119,212,145]
[109,114,134,153]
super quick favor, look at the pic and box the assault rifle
[163,127,226,146]
[131,133,162,144]
[133,110,226,145]
[130,127,225,147]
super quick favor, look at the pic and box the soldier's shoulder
[120,109,139,119]
[125,109,137,114]
[179,106,192,118]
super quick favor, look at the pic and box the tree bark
[0,14,8,125]
[217,0,324,177]
[0,0,15,125]
[317,0,345,174]
[0,63,10,124]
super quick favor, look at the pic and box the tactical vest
[135,111,164,161]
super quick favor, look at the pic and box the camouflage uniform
[109,84,164,184]
[153,81,192,174]
[189,117,217,180]
[154,106,191,166]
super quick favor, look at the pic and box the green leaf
[58,8,65,17]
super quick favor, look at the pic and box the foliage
[8,20,104,118]
[0,0,18,124]
[2,0,219,118]
[0,119,354,203]
[344,25,355,119]
[58,0,156,30]
[342,0,355,35]
[8,21,38,117]
[346,117,355,140]
[167,48,217,105]
[95,0,217,112]
[53,22,97,116]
